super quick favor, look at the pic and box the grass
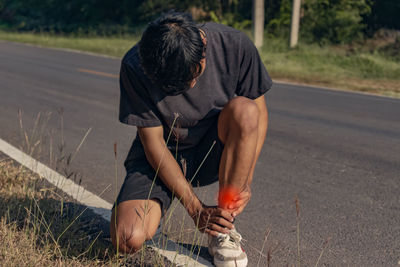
[260,37,400,98]
[0,157,175,266]
[0,30,140,58]
[0,110,173,266]
[0,111,210,266]
[0,158,110,266]
[0,29,399,97]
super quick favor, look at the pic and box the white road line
[273,80,399,100]
[0,137,209,267]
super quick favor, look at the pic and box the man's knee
[226,96,259,133]
[110,199,162,254]
[111,220,147,253]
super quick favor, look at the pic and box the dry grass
[0,158,112,266]
[0,110,177,266]
[0,219,104,267]
[0,158,172,266]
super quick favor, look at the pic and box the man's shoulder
[122,44,140,70]
[202,22,243,35]
[202,22,249,51]
[120,44,153,94]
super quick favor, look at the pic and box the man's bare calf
[217,95,267,217]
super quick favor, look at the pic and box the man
[111,11,272,267]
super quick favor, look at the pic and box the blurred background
[1,0,399,41]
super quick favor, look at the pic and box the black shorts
[115,119,224,215]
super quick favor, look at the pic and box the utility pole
[290,0,301,48]
[253,0,264,48]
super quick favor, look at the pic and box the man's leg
[217,96,267,210]
[206,96,263,266]
[110,199,162,253]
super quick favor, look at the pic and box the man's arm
[138,126,201,215]
[138,126,234,235]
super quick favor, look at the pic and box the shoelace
[217,230,242,249]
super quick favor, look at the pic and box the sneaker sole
[214,257,248,267]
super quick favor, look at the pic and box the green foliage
[0,0,144,34]
[366,0,400,32]
[0,0,398,44]
[209,11,251,30]
[266,0,292,36]
[0,0,244,34]
[301,0,372,44]
[138,0,196,21]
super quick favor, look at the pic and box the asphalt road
[1,40,399,266]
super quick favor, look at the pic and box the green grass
[260,38,400,97]
[0,30,140,58]
[1,30,399,97]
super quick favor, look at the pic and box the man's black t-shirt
[119,22,272,158]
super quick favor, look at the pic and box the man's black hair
[139,11,205,96]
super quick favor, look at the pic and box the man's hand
[218,185,252,217]
[229,185,252,217]
[190,204,235,236]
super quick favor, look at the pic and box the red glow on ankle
[218,187,240,209]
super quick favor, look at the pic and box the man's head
[139,11,206,96]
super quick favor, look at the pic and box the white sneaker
[208,228,248,267]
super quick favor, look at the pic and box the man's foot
[208,228,248,267]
